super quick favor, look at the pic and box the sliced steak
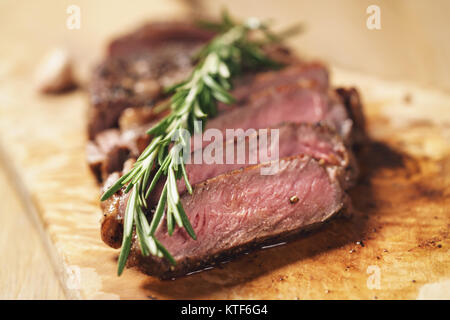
[205,83,353,143]
[91,82,353,182]
[90,77,356,184]
[100,122,355,251]
[88,22,215,139]
[129,155,346,278]
[231,62,329,103]
[91,22,367,280]
[187,122,354,189]
[145,122,356,208]
[88,65,341,182]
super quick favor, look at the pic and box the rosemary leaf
[135,208,149,257]
[176,201,197,240]
[149,184,168,235]
[167,203,174,236]
[137,207,158,256]
[168,194,183,228]
[117,188,137,275]
[180,161,193,194]
[154,238,176,265]
[144,162,165,198]
[117,236,132,276]
[167,167,179,204]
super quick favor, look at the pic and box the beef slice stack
[87,22,366,279]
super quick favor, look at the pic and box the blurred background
[2,0,450,90]
[0,0,449,299]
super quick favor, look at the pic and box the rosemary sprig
[101,15,293,276]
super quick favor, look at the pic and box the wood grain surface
[0,0,449,299]
[0,155,65,299]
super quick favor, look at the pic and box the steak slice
[144,122,356,208]
[231,62,329,103]
[88,22,214,139]
[205,83,353,143]
[128,155,346,279]
[186,122,355,191]
[100,122,355,254]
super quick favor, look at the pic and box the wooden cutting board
[0,1,448,300]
